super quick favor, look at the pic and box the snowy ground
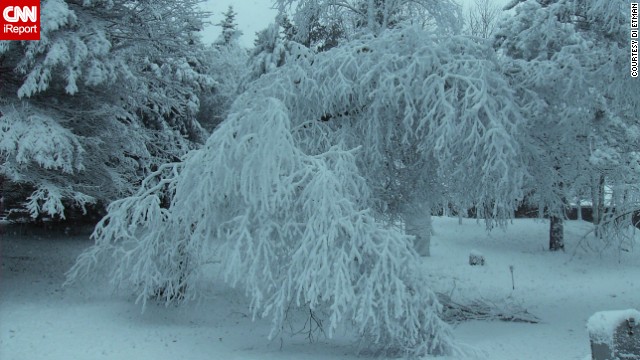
[1,218,638,359]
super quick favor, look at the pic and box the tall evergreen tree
[215,6,242,47]
[0,0,212,218]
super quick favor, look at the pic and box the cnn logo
[1,0,40,40]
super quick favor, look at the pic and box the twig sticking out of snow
[509,265,515,290]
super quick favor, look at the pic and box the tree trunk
[591,174,605,237]
[597,175,605,224]
[591,191,597,225]
[549,215,564,251]
[577,199,582,221]
[403,199,431,257]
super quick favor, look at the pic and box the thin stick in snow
[509,265,515,290]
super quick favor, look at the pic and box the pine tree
[244,23,313,84]
[215,6,242,47]
[0,0,212,219]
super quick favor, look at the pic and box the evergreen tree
[215,6,242,47]
[0,0,212,219]
[244,23,313,84]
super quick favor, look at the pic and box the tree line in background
[2,0,639,357]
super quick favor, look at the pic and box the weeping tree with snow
[495,0,640,251]
[0,0,212,219]
[68,24,528,356]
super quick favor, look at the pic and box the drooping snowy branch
[247,27,527,231]
[0,105,84,174]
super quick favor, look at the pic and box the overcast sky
[199,0,510,47]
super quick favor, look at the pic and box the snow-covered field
[1,217,638,359]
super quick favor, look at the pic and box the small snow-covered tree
[244,23,313,84]
[280,12,346,52]
[198,44,248,132]
[198,10,249,132]
[466,0,501,39]
[215,6,242,47]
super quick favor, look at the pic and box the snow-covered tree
[279,12,346,52]
[214,6,242,47]
[466,0,501,39]
[67,95,459,357]
[198,44,248,132]
[244,24,527,257]
[495,0,640,250]
[244,23,313,84]
[197,9,249,132]
[0,0,213,218]
[305,28,526,256]
[274,0,463,40]
[68,26,528,356]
